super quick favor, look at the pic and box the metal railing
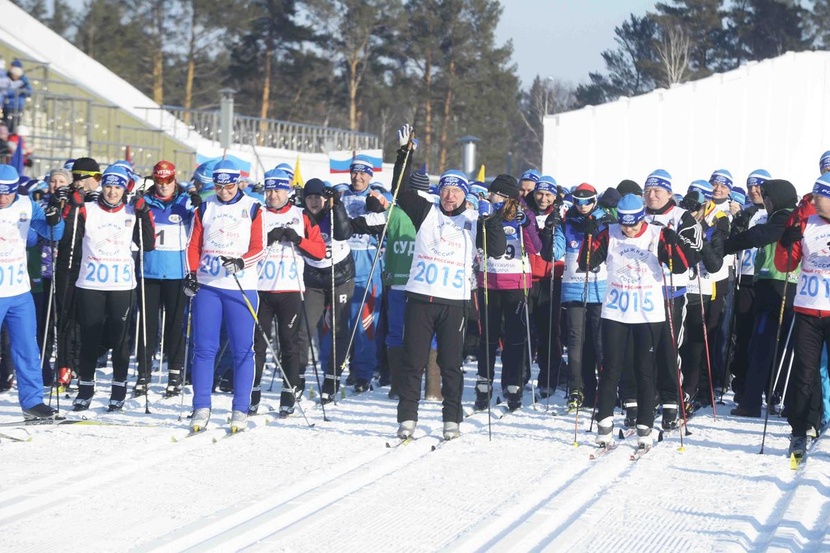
[136,105,379,154]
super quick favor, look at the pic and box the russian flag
[329,150,383,175]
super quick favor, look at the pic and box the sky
[495,0,659,88]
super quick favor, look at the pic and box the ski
[790,452,804,470]
[212,427,247,442]
[0,417,159,429]
[589,442,618,460]
[385,437,414,448]
[0,430,32,442]
[431,436,460,451]
[630,444,653,461]
[618,428,637,440]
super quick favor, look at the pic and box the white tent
[543,50,830,196]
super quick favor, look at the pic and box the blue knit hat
[746,169,771,187]
[466,194,480,210]
[519,169,540,183]
[617,193,645,226]
[100,165,131,189]
[263,168,291,191]
[813,172,830,198]
[535,175,557,193]
[820,151,830,174]
[644,169,672,192]
[212,159,241,186]
[709,169,733,191]
[731,186,747,206]
[0,164,20,195]
[349,155,374,177]
[469,181,488,198]
[688,179,713,200]
[438,169,470,196]
[275,162,295,182]
[193,160,217,187]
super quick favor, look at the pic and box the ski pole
[482,221,492,441]
[157,307,166,384]
[575,232,592,446]
[177,299,192,422]
[138,215,151,414]
[339,139,414,380]
[760,248,792,454]
[290,247,330,422]
[779,344,796,418]
[770,316,795,398]
[664,243,689,450]
[45,223,60,412]
[518,219,536,409]
[228,270,315,428]
[697,270,717,419]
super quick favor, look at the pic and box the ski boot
[397,420,417,439]
[473,379,491,411]
[661,404,679,430]
[23,403,58,421]
[623,401,638,428]
[636,425,653,448]
[505,385,522,412]
[165,369,183,398]
[595,416,614,447]
[567,390,584,412]
[57,367,73,390]
[191,408,210,432]
[108,380,127,412]
[72,380,95,411]
[230,410,248,433]
[353,378,371,393]
[443,421,460,440]
[133,375,149,398]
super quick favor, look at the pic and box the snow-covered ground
[1,359,828,552]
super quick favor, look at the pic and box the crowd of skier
[1,123,828,458]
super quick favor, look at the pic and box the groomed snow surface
[1,358,828,552]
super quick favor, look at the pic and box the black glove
[45,200,62,226]
[515,209,531,228]
[267,227,285,245]
[131,195,151,215]
[780,225,803,249]
[183,272,199,297]
[54,187,71,205]
[543,209,562,234]
[715,216,730,234]
[220,256,244,275]
[282,227,302,245]
[323,187,341,204]
[580,216,599,237]
[365,194,386,213]
[86,190,100,203]
[679,192,703,213]
[662,228,680,246]
[189,190,202,208]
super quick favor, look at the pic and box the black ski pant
[397,297,465,423]
[298,279,355,395]
[743,281,794,411]
[563,301,601,403]
[464,289,480,359]
[254,291,303,408]
[477,288,526,393]
[596,319,662,428]
[708,276,730,391]
[76,288,134,400]
[730,276,755,396]
[680,294,716,403]
[656,292,685,405]
[787,312,828,437]
[529,278,561,389]
[136,278,187,383]
[55,270,81,373]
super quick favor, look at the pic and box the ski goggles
[573,194,597,207]
[213,182,237,190]
[72,170,102,181]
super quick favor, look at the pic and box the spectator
[3,60,32,133]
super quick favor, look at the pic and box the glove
[131,195,151,215]
[183,272,199,297]
[543,209,562,233]
[86,190,101,203]
[478,198,493,218]
[397,124,414,148]
[267,227,285,245]
[282,227,302,245]
[580,216,599,237]
[715,216,730,234]
[662,228,680,246]
[69,190,86,207]
[679,192,703,213]
[220,256,244,275]
[45,201,61,226]
[323,187,341,204]
[515,209,531,227]
[780,225,803,249]
[54,186,71,204]
[365,194,386,213]
[189,190,202,208]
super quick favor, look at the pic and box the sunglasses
[214,183,237,190]
[154,176,176,185]
[72,170,101,180]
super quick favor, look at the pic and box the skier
[184,159,264,431]
[69,165,155,411]
[394,124,506,440]
[642,169,702,428]
[133,161,200,398]
[340,155,391,392]
[726,170,771,402]
[475,173,541,412]
[252,168,326,416]
[0,164,64,419]
[580,194,692,448]
[548,183,611,410]
[726,179,798,417]
[775,173,830,459]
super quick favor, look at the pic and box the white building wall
[543,51,830,196]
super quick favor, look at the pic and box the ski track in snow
[1,361,828,552]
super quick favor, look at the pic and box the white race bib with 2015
[794,215,830,311]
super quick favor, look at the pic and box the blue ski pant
[191,285,258,413]
[347,272,383,381]
[0,292,44,409]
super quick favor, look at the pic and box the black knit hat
[409,171,430,191]
[617,179,642,196]
[71,157,100,181]
[489,174,519,200]
[304,178,327,198]
[599,187,622,208]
